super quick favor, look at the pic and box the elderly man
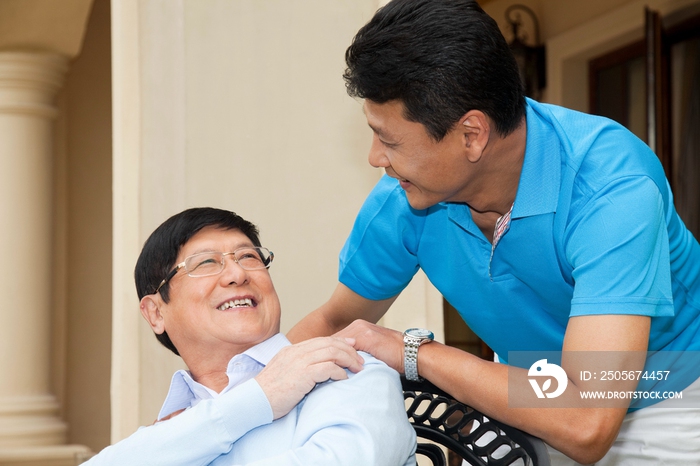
[86,207,416,465]
[288,0,700,464]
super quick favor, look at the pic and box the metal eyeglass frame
[153,247,274,295]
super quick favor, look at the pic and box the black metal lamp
[506,4,546,99]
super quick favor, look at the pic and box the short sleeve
[566,175,674,317]
[339,175,425,300]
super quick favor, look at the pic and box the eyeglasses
[153,247,274,295]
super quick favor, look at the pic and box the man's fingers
[320,344,364,373]
[288,337,365,372]
[255,337,367,419]
[333,320,405,373]
[310,361,350,384]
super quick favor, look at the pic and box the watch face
[406,328,434,339]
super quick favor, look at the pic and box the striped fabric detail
[492,204,514,248]
[488,204,514,280]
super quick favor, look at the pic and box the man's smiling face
[154,226,281,356]
[363,99,476,210]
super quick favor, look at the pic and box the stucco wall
[60,0,112,451]
[112,0,395,435]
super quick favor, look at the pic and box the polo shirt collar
[511,98,561,219]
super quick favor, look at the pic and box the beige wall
[0,0,92,56]
[0,0,100,462]
[110,0,446,438]
[111,0,409,437]
[59,0,112,452]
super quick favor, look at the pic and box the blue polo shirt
[339,99,700,367]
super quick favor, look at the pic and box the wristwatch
[403,328,434,382]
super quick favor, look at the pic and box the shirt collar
[511,98,562,219]
[445,99,562,234]
[157,333,290,420]
[242,332,289,366]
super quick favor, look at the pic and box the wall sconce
[506,4,546,100]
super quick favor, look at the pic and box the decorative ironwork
[402,377,549,466]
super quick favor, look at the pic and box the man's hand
[255,336,365,419]
[335,320,405,374]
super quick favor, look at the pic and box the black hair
[344,0,525,140]
[134,207,262,355]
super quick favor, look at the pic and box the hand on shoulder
[255,336,365,419]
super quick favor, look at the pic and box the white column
[0,51,90,463]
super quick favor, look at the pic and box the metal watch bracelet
[403,328,433,382]
[404,337,421,381]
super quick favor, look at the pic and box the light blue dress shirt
[85,334,416,465]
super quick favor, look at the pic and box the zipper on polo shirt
[488,204,514,280]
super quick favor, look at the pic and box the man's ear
[459,110,491,163]
[140,295,166,334]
